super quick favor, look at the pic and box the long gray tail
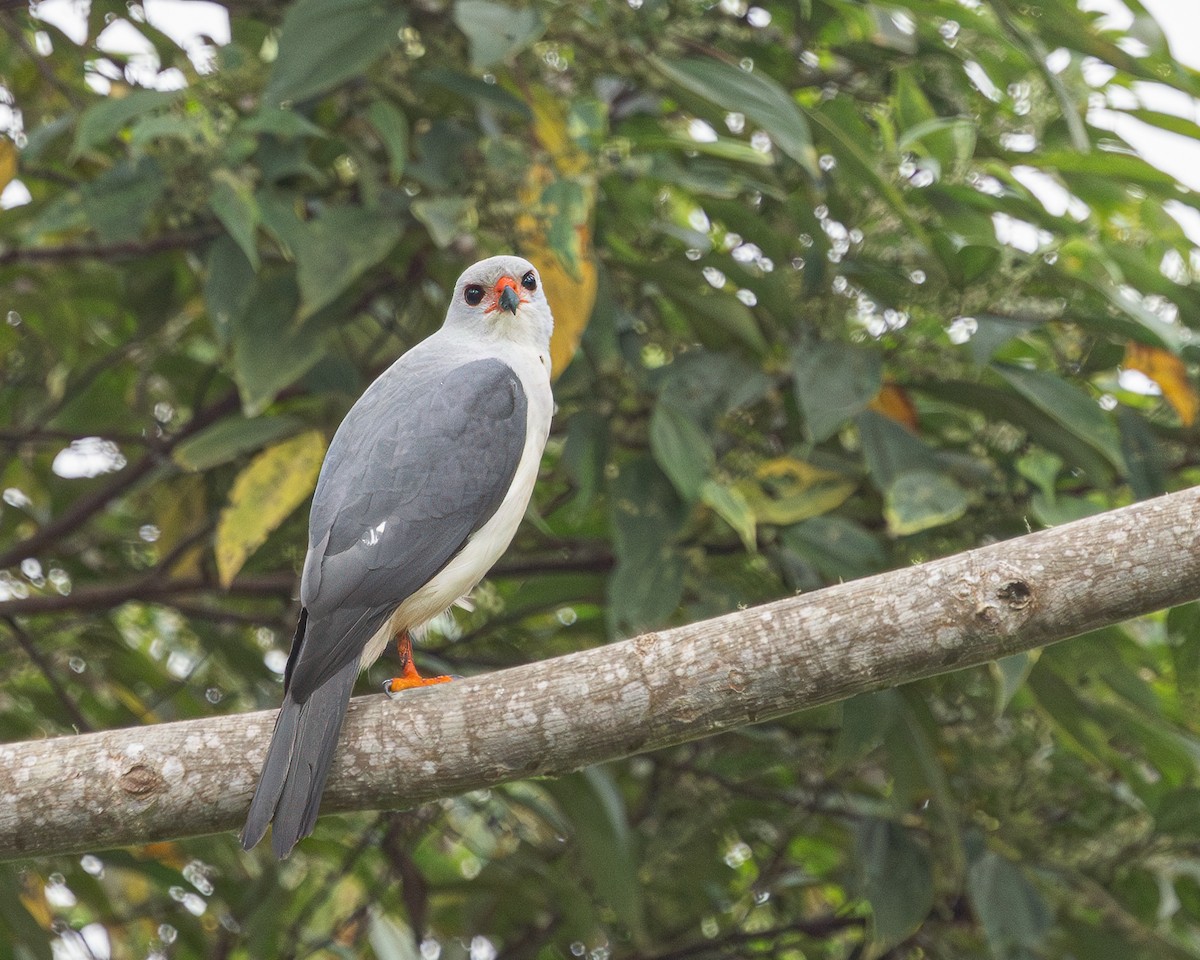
[240,654,359,858]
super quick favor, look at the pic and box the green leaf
[238,108,326,139]
[1095,281,1184,352]
[0,865,53,960]
[263,0,407,105]
[884,469,969,537]
[1169,603,1200,711]
[866,4,918,53]
[421,68,532,116]
[700,480,756,551]
[366,911,421,960]
[649,402,714,501]
[853,819,934,948]
[172,416,304,472]
[968,316,1033,364]
[933,234,1002,287]
[893,69,936,132]
[80,157,166,243]
[898,117,977,172]
[204,236,257,345]
[781,516,886,581]
[411,197,475,249]
[71,89,180,158]
[230,270,326,415]
[918,380,1115,486]
[452,0,545,71]
[209,170,261,270]
[687,291,768,353]
[1026,664,1113,766]
[128,114,197,147]
[992,364,1126,470]
[857,410,938,490]
[561,410,608,514]
[366,99,409,181]
[657,349,772,429]
[793,343,882,443]
[1030,492,1105,527]
[991,652,1037,716]
[958,244,1001,285]
[967,851,1052,960]
[1117,407,1166,501]
[215,430,327,586]
[1015,448,1063,501]
[653,57,819,177]
[808,98,929,244]
[888,690,964,873]
[835,689,900,766]
[1155,788,1200,837]
[260,196,406,316]
[544,768,644,936]
[1042,149,1179,189]
[607,457,685,635]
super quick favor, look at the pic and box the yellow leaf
[0,138,17,194]
[528,88,589,177]
[517,158,598,379]
[151,475,207,578]
[737,457,856,526]
[700,479,757,551]
[215,430,326,586]
[135,842,188,868]
[18,873,52,930]
[869,383,919,431]
[1125,342,1198,426]
[533,237,598,380]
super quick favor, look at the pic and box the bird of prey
[241,255,554,858]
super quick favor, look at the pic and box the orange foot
[383,630,458,698]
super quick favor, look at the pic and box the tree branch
[0,390,240,569]
[2,616,92,732]
[3,487,1200,861]
[0,229,218,267]
[0,13,86,109]
[0,573,296,617]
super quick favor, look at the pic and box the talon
[383,629,456,696]
[384,673,455,697]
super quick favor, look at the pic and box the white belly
[359,345,552,668]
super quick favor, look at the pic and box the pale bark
[3,487,1200,861]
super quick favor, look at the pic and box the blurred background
[4,0,1200,956]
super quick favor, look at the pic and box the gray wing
[284,355,528,702]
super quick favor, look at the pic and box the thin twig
[0,573,297,617]
[2,616,92,732]
[0,13,85,108]
[153,523,217,580]
[647,916,864,960]
[491,545,614,577]
[0,389,240,569]
[0,229,219,267]
[287,808,443,960]
[0,428,154,448]
[989,0,1089,152]
[167,601,290,628]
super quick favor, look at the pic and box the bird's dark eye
[521,271,537,291]
[464,284,484,306]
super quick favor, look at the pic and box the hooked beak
[495,277,521,314]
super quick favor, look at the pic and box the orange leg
[384,630,455,696]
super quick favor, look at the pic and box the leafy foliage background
[3,0,1200,957]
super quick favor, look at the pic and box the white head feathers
[442,255,555,352]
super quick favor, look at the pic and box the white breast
[359,341,553,668]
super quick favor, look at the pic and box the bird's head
[444,255,554,352]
